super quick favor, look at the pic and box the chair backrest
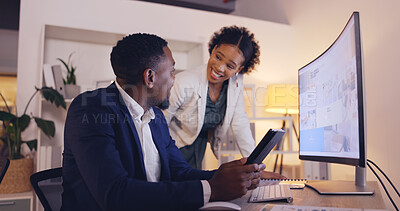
[0,157,10,184]
[30,167,63,211]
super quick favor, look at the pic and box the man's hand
[208,158,264,201]
[247,162,266,190]
[261,171,287,179]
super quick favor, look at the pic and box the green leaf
[58,53,77,85]
[5,118,16,131]
[18,114,31,132]
[57,58,70,73]
[0,111,16,121]
[34,117,55,137]
[5,121,15,135]
[41,87,66,109]
[23,139,37,151]
[71,66,76,75]
[71,74,76,85]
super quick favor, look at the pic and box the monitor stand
[306,180,374,195]
[306,166,374,195]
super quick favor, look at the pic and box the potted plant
[0,87,65,193]
[57,52,81,99]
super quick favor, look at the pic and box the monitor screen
[298,12,365,167]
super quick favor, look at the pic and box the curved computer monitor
[298,12,373,195]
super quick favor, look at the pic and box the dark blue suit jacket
[62,83,215,211]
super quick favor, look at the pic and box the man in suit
[62,33,265,211]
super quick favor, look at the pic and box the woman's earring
[235,72,239,87]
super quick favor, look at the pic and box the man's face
[152,46,175,110]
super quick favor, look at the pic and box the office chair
[30,167,63,211]
[0,157,10,184]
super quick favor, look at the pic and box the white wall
[231,0,289,25]
[279,0,400,209]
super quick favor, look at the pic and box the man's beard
[156,98,170,110]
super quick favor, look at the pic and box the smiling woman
[164,25,263,169]
[164,26,284,179]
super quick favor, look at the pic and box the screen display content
[299,12,364,166]
[298,12,374,195]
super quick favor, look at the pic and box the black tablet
[245,129,286,165]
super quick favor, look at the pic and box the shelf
[45,25,125,45]
[242,83,299,160]
[45,25,203,54]
[249,117,293,121]
[0,191,33,200]
[269,150,298,154]
[41,98,73,103]
[65,99,73,103]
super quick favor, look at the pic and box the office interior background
[0,0,399,209]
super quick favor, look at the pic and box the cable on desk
[367,159,400,198]
[367,160,398,211]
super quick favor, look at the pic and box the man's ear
[143,68,154,88]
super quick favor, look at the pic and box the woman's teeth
[212,69,223,78]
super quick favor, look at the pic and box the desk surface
[230,181,386,211]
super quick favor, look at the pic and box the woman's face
[207,44,245,85]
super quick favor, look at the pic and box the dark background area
[0,0,20,30]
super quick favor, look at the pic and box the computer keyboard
[249,184,293,203]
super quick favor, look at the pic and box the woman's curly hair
[208,25,260,74]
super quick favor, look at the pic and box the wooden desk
[230,181,386,211]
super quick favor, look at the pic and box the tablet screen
[245,129,286,165]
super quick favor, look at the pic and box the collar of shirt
[115,81,155,123]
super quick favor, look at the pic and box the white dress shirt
[115,82,211,203]
[116,82,160,182]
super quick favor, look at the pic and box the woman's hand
[261,171,287,180]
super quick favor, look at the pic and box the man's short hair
[110,33,168,85]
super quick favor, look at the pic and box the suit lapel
[149,115,170,181]
[109,83,147,179]
[121,108,147,178]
